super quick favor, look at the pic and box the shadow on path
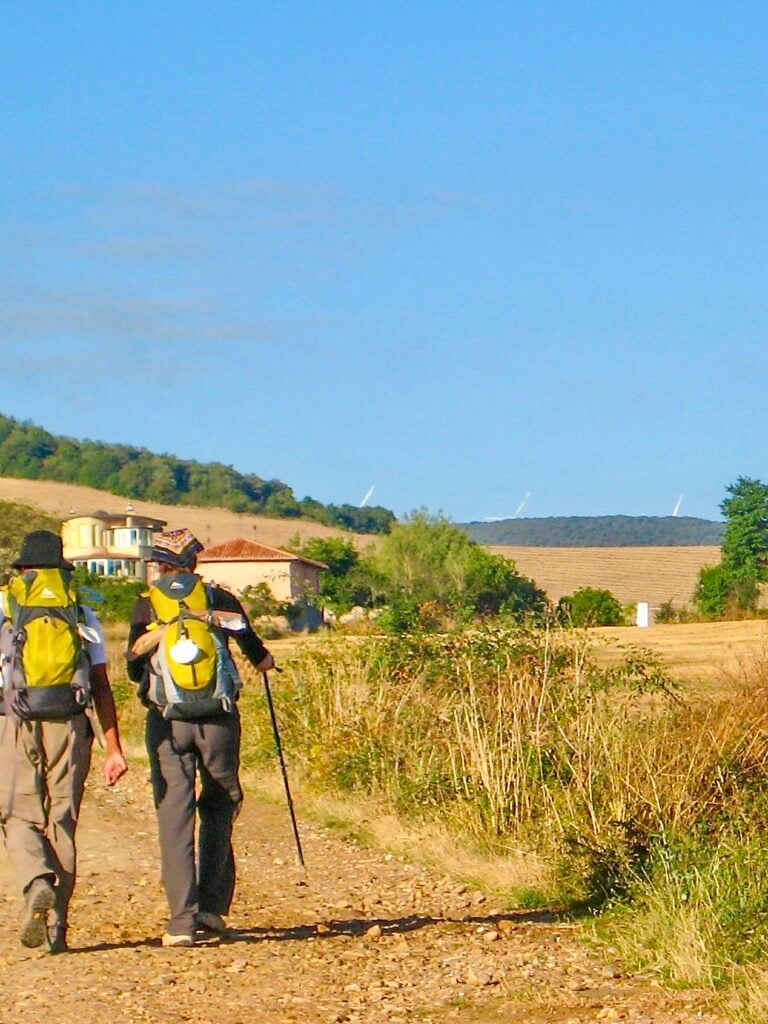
[73,906,569,953]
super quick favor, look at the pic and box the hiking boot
[196,912,227,934]
[46,924,68,954]
[20,877,56,948]
[162,932,195,947]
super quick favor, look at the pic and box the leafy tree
[558,587,624,627]
[695,477,768,617]
[322,503,396,534]
[77,447,123,490]
[694,565,739,620]
[46,440,85,481]
[373,511,474,605]
[289,536,374,612]
[720,476,768,585]
[264,489,301,518]
[369,510,546,628]
[463,544,547,617]
[239,582,294,619]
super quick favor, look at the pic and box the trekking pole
[262,669,307,875]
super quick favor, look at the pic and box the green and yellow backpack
[143,572,241,719]
[0,568,92,721]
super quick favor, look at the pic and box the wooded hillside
[0,414,395,535]
[465,514,724,547]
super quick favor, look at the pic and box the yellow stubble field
[491,544,721,607]
[591,618,768,692]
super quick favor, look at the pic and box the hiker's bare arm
[256,651,275,672]
[90,663,129,786]
[125,597,152,681]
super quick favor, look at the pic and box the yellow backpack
[0,569,92,720]
[145,573,240,719]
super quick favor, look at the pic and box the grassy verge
[108,620,768,1019]
[239,625,768,1020]
[244,766,552,906]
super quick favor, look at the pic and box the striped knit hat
[148,528,204,568]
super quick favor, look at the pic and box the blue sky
[1,1,766,523]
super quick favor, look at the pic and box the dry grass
[493,544,721,606]
[592,619,768,691]
[247,769,550,899]
[0,476,375,551]
[726,966,768,1024]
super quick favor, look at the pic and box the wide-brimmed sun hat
[12,530,75,571]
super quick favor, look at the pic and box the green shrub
[654,600,678,624]
[74,569,144,623]
[558,586,624,626]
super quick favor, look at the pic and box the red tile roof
[197,538,327,569]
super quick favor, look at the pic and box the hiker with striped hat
[0,530,128,953]
[125,528,274,947]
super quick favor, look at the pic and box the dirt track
[0,759,726,1024]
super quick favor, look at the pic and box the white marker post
[636,602,651,628]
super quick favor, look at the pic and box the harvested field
[0,477,723,611]
[593,618,768,691]
[0,477,376,552]
[493,544,721,607]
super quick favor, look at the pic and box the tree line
[0,414,395,535]
[287,510,549,631]
[464,514,725,547]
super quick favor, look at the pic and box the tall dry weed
[237,623,768,998]
[243,625,719,897]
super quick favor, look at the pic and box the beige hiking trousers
[0,714,93,926]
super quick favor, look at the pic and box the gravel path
[0,763,727,1024]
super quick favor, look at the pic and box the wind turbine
[672,494,684,517]
[359,485,376,508]
[482,491,532,523]
[514,491,532,518]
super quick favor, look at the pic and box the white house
[61,509,166,580]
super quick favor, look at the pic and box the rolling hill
[0,478,721,608]
[0,477,377,553]
[0,413,394,534]
[464,515,724,547]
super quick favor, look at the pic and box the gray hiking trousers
[146,708,243,936]
[0,714,93,927]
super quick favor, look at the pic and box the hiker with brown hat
[125,528,274,947]
[0,530,128,953]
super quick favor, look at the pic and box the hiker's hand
[256,652,275,673]
[104,751,128,787]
